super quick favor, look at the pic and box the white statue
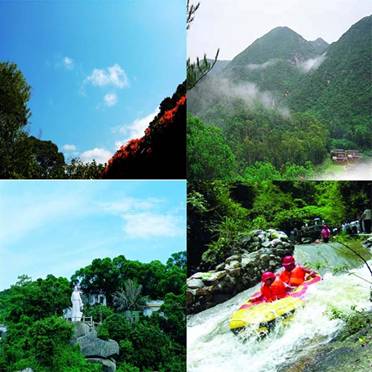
[71,286,83,322]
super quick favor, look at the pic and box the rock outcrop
[187,229,294,314]
[87,357,117,372]
[280,311,372,372]
[72,322,119,371]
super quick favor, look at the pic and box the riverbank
[187,229,294,314]
[187,241,372,371]
[281,311,372,372]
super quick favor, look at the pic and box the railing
[67,316,102,327]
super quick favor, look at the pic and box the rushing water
[187,243,372,372]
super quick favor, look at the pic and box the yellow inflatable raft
[230,275,321,333]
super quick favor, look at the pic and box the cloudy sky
[0,181,186,290]
[0,0,185,164]
[188,0,372,60]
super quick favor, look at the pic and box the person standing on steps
[361,207,371,234]
[321,224,331,243]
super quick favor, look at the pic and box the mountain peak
[229,26,316,66]
[313,37,327,43]
[309,37,329,54]
[270,26,297,34]
[264,26,305,41]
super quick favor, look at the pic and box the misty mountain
[289,15,372,148]
[189,16,371,149]
[189,26,330,109]
[226,26,322,67]
[220,27,329,95]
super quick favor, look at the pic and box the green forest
[188,180,372,273]
[187,16,372,182]
[0,253,186,371]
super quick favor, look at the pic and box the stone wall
[187,229,294,314]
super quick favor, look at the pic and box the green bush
[327,306,371,340]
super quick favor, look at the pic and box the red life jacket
[261,278,287,301]
[280,266,306,286]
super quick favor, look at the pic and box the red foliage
[102,91,186,178]
[159,95,186,125]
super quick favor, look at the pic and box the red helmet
[282,256,295,265]
[261,271,276,282]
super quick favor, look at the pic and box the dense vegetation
[187,105,328,183]
[289,15,372,149]
[102,84,186,179]
[187,181,372,273]
[188,16,372,180]
[0,252,186,371]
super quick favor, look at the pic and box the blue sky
[0,180,186,290]
[0,0,186,163]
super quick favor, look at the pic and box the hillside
[227,27,320,66]
[0,253,186,371]
[289,15,372,148]
[310,37,329,54]
[102,83,186,179]
[220,26,328,96]
[187,17,371,180]
[188,26,330,115]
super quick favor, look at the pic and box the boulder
[225,260,240,270]
[73,322,97,339]
[225,255,241,263]
[76,334,119,358]
[189,272,205,279]
[215,262,225,271]
[202,271,227,284]
[87,357,116,372]
[187,229,295,314]
[187,278,205,289]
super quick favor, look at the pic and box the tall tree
[0,62,31,177]
[186,1,220,90]
[113,279,147,312]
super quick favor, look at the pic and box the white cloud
[102,197,162,214]
[115,110,158,148]
[104,92,118,107]
[63,56,74,70]
[246,59,279,70]
[80,148,112,164]
[86,64,129,88]
[298,53,327,73]
[63,144,77,152]
[101,197,183,239]
[122,212,183,238]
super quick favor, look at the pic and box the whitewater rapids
[187,244,371,372]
